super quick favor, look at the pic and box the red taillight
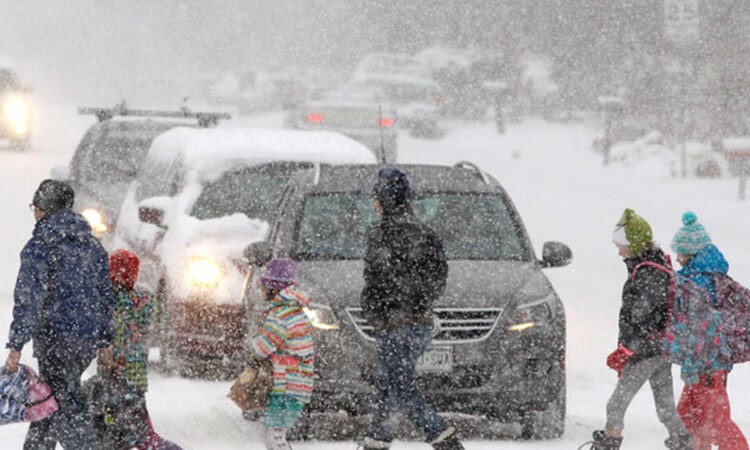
[379,117,394,128]
[307,113,324,124]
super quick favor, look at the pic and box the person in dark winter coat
[99,249,183,450]
[671,212,748,450]
[359,168,463,450]
[3,179,116,450]
[589,209,692,450]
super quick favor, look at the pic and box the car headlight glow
[4,96,30,125]
[303,304,340,331]
[81,208,108,233]
[188,258,223,286]
[508,300,552,332]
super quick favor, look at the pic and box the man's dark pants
[368,324,448,443]
[24,343,97,450]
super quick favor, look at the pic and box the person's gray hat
[32,179,74,216]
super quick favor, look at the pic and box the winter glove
[606,344,634,377]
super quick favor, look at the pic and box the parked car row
[52,110,571,440]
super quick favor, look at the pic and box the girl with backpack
[249,258,315,450]
[671,212,748,450]
[100,249,182,450]
[587,209,693,450]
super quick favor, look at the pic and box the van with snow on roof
[112,127,376,376]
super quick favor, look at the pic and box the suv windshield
[295,192,527,260]
[191,163,309,222]
[81,135,153,183]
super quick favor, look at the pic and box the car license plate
[417,347,453,372]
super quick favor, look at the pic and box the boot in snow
[357,436,391,450]
[430,426,464,450]
[585,430,622,450]
[664,434,693,450]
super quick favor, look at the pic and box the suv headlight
[303,303,340,331]
[82,208,109,233]
[187,257,224,287]
[508,297,552,332]
[4,95,30,125]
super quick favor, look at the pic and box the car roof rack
[78,101,231,128]
[453,161,488,184]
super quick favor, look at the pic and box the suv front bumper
[307,314,565,420]
[165,300,246,361]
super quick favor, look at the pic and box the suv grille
[345,307,503,343]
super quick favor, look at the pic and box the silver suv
[52,104,230,245]
[242,162,572,440]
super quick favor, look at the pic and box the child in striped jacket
[251,258,315,450]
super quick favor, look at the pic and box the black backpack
[388,220,448,312]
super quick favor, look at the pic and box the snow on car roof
[723,137,750,152]
[353,53,435,86]
[147,126,377,172]
[415,46,478,70]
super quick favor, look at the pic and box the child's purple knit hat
[260,258,297,291]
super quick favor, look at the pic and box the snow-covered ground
[2,97,750,449]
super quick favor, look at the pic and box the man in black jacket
[359,168,463,450]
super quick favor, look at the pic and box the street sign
[664,0,700,44]
[722,137,750,199]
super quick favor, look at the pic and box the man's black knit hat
[32,179,74,216]
[373,167,411,212]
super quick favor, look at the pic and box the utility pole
[598,96,623,166]
[664,0,699,177]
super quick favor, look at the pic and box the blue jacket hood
[33,208,93,247]
[679,244,728,278]
[677,243,728,307]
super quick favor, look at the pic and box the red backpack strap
[631,260,672,281]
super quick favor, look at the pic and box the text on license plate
[417,347,453,372]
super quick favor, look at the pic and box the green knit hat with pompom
[613,208,653,255]
[671,211,712,255]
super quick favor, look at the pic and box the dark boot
[665,433,693,450]
[431,427,464,450]
[589,430,623,450]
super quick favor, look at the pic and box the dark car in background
[242,162,572,440]
[351,53,444,139]
[51,104,230,246]
[284,84,399,163]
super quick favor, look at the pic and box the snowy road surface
[1,103,749,449]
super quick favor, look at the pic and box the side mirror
[50,165,71,182]
[540,241,572,268]
[138,206,165,227]
[244,241,272,267]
